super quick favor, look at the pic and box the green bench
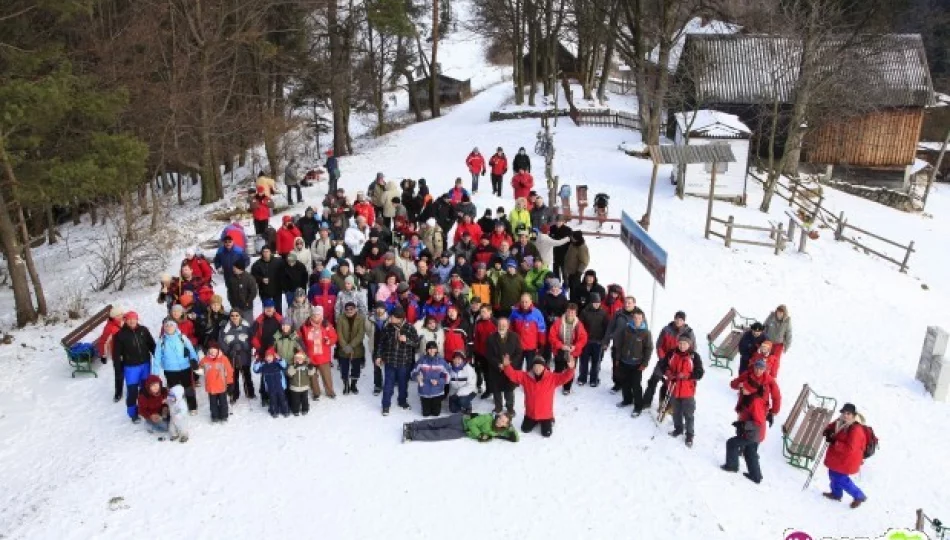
[62,304,113,378]
[782,383,837,477]
[706,308,754,375]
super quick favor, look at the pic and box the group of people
[92,148,870,508]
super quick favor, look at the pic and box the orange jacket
[199,353,235,395]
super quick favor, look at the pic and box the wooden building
[409,74,472,109]
[672,110,752,200]
[675,34,934,188]
[522,42,582,80]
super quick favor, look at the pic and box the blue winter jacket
[325,155,339,175]
[253,359,288,392]
[432,263,453,284]
[153,329,198,372]
[214,245,250,278]
[410,355,452,398]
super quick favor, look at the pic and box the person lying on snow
[401,411,519,443]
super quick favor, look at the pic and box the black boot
[342,381,351,395]
[349,380,359,395]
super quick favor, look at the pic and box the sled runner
[62,304,113,378]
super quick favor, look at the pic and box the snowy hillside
[2,33,950,540]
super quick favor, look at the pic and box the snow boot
[822,493,842,501]
[577,380,586,387]
[720,465,738,473]
[562,389,571,396]
[743,473,761,484]
[590,381,599,388]
[850,498,866,509]
[349,379,359,395]
[113,395,121,403]
[382,407,390,416]
[398,402,410,410]
[631,409,642,418]
[685,435,694,447]
[342,382,351,396]
[179,435,189,443]
[669,429,683,438]
[373,386,382,396]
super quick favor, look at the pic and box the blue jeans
[578,342,604,384]
[123,363,151,418]
[449,393,475,413]
[382,364,411,409]
[829,470,866,501]
[145,419,169,433]
[471,172,480,192]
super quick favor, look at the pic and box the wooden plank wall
[805,108,924,167]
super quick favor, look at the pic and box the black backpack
[862,425,879,459]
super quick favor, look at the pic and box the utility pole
[921,127,949,209]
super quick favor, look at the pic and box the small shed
[522,42,582,79]
[672,110,751,200]
[410,73,472,109]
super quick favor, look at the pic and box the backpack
[861,424,879,459]
[594,193,609,208]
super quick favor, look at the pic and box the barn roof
[649,144,736,165]
[649,17,741,73]
[678,34,934,107]
[674,110,751,138]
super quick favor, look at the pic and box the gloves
[638,363,647,372]
[100,357,108,365]
[478,434,490,442]
[766,413,774,427]
[481,171,486,177]
[341,344,354,355]
[732,421,744,438]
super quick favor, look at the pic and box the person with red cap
[252,347,290,417]
[111,311,157,421]
[721,379,768,483]
[275,215,302,257]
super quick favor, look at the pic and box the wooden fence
[747,170,916,272]
[708,215,786,255]
[573,109,641,131]
[916,508,948,539]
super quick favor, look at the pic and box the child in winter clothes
[252,348,290,417]
[286,351,316,415]
[402,411,519,443]
[166,385,190,442]
[448,351,477,414]
[137,375,169,437]
[198,342,234,422]
[411,341,452,417]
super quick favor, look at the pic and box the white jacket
[533,232,570,266]
[449,363,477,397]
[414,321,445,358]
[345,224,371,255]
[167,385,190,438]
[292,245,312,270]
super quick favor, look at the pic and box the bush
[88,213,169,292]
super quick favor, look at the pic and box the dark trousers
[725,436,762,481]
[286,184,302,205]
[420,395,444,417]
[208,392,228,420]
[470,172,480,192]
[521,417,553,437]
[382,364,411,409]
[449,393,475,413]
[338,356,363,381]
[520,349,537,371]
[231,365,255,399]
[268,387,290,416]
[642,373,668,410]
[373,362,383,390]
[408,413,466,441]
[164,368,198,411]
[253,219,269,237]
[618,362,644,410]
[553,351,575,391]
[738,355,752,375]
[488,369,514,413]
[328,172,339,194]
[578,342,603,384]
[473,354,487,390]
[382,216,392,229]
[112,360,124,399]
[672,397,696,436]
[490,174,503,196]
[288,389,310,414]
[553,255,567,282]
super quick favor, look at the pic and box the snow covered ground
[2,73,950,540]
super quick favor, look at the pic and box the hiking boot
[590,381,599,388]
[349,381,359,395]
[562,389,571,396]
[631,409,642,418]
[850,498,866,509]
[131,417,141,424]
[616,401,632,408]
[382,408,390,416]
[327,393,337,399]
[577,380,586,387]
[685,435,694,447]
[373,386,382,396]
[720,465,738,473]
[480,391,491,400]
[402,424,411,443]
[342,382,351,395]
[669,429,683,438]
[113,395,122,403]
[822,493,842,501]
[399,402,410,410]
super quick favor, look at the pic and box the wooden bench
[782,383,837,474]
[706,308,755,374]
[61,304,113,378]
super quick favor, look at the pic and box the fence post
[787,215,796,241]
[812,193,824,222]
[900,240,915,273]
[725,216,734,248]
[916,509,925,532]
[789,179,798,207]
[774,223,785,255]
[834,212,846,240]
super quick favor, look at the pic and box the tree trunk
[544,0,554,95]
[45,203,57,245]
[597,2,619,100]
[513,0,524,105]
[429,0,441,118]
[16,205,47,316]
[0,142,37,326]
[527,0,537,106]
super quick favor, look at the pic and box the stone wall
[819,178,921,212]
[916,326,950,402]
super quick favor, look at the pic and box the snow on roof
[910,158,932,175]
[674,109,751,138]
[649,17,740,72]
[930,92,950,107]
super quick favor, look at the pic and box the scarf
[561,316,578,346]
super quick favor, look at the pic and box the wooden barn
[409,73,472,109]
[522,42,582,80]
[675,34,934,188]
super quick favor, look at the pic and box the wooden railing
[574,109,642,131]
[916,508,948,539]
[834,213,915,273]
[708,215,786,255]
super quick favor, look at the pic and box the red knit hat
[265,347,277,358]
[124,311,139,321]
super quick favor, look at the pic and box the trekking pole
[650,380,677,440]
[802,441,828,491]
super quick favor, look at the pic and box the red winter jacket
[665,350,700,398]
[489,154,508,176]
[603,288,624,320]
[252,196,273,221]
[510,305,547,351]
[489,231,513,250]
[473,246,495,266]
[309,282,339,324]
[454,221,483,245]
[738,395,768,443]
[443,317,468,361]
[730,369,782,415]
[97,317,124,358]
[353,201,376,226]
[503,364,574,420]
[548,317,588,359]
[299,318,338,366]
[184,256,214,286]
[136,375,168,419]
[473,318,497,357]
[466,152,486,174]
[511,172,534,200]
[276,225,302,256]
[823,421,867,475]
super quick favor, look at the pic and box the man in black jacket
[548,215,573,281]
[375,307,420,415]
[513,147,531,173]
[251,246,284,314]
[111,312,157,422]
[602,296,640,393]
[738,322,766,374]
[614,308,654,415]
[578,293,608,387]
[228,259,258,323]
[485,317,523,417]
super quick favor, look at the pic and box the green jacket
[525,268,551,301]
[463,414,519,441]
[494,273,527,310]
[273,331,305,363]
[286,362,316,391]
[335,313,367,358]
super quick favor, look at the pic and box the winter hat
[675,311,686,321]
[179,291,194,307]
[751,322,764,332]
[397,282,410,293]
[549,278,562,289]
[432,285,445,295]
[234,259,246,271]
[531,356,547,367]
[170,304,184,315]
[384,251,395,260]
[390,306,406,319]
[262,298,276,309]
[124,311,139,321]
[839,403,858,415]
[589,293,602,304]
[109,306,125,319]
[321,268,332,280]
[265,347,277,358]
[211,294,223,305]
[504,258,518,269]
[294,288,306,299]
[584,269,597,278]
[206,341,221,352]
[344,276,355,287]
[160,272,172,283]
[185,247,196,258]
[280,319,293,329]
[425,341,439,352]
[475,262,487,270]
[426,218,436,227]
[496,146,503,152]
[523,256,534,266]
[753,359,767,370]
[282,215,293,223]
[335,245,345,254]
[369,230,380,239]
[286,252,298,263]
[453,350,466,359]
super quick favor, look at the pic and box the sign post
[620,211,668,324]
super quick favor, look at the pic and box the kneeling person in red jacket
[722,380,767,484]
[502,355,575,437]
